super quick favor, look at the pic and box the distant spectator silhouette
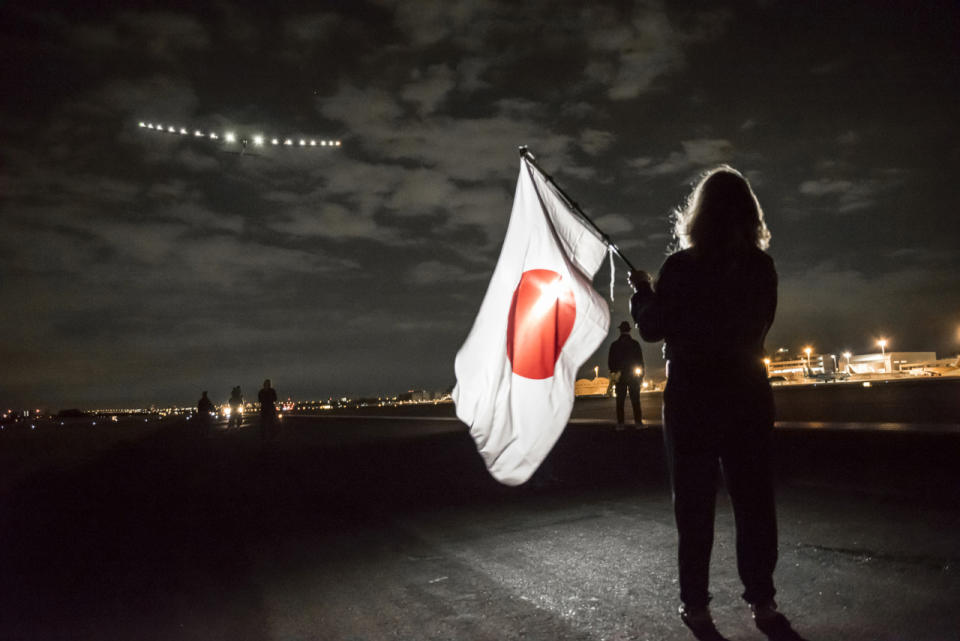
[258,379,278,440]
[228,386,243,429]
[197,391,213,436]
[608,320,645,429]
[630,166,805,641]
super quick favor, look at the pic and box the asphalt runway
[1,402,958,641]
[315,377,960,432]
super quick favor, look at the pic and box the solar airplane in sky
[137,120,342,156]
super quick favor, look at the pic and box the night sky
[2,1,958,409]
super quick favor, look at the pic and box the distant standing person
[228,386,243,429]
[607,321,645,429]
[258,379,278,440]
[630,166,804,641]
[197,390,213,436]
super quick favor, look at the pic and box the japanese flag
[452,156,610,485]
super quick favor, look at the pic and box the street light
[803,346,812,367]
[842,351,852,370]
[877,339,888,373]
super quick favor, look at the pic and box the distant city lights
[137,121,341,150]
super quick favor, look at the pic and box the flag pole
[518,146,637,272]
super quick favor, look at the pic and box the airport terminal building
[768,351,939,382]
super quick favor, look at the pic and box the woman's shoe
[678,604,730,641]
[751,601,807,641]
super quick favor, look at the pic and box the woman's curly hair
[671,165,771,254]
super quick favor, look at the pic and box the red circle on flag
[506,269,577,379]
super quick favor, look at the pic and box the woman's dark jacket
[630,246,777,379]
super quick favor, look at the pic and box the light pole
[842,351,852,371]
[877,339,888,372]
[804,346,812,367]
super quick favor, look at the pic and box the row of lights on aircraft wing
[138,122,341,147]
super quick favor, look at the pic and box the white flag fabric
[452,157,610,485]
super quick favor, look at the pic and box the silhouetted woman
[630,167,803,641]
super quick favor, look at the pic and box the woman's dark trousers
[662,368,778,609]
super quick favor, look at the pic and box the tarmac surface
[1,395,958,641]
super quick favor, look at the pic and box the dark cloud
[72,11,210,60]
[593,214,635,236]
[401,64,457,115]
[579,129,616,156]
[1,0,958,408]
[772,259,960,355]
[406,260,487,287]
[632,138,736,177]
[581,4,687,100]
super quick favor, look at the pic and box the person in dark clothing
[630,166,804,641]
[608,321,645,429]
[258,379,278,440]
[228,386,243,429]
[197,391,213,436]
